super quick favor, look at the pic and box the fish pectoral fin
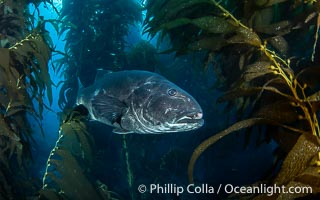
[112,128,134,134]
[91,92,128,124]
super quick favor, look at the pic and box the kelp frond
[0,21,53,171]
[144,0,320,198]
[0,1,55,198]
[10,31,53,107]
[40,106,116,200]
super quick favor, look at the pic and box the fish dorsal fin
[95,69,113,82]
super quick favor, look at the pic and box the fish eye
[167,88,177,96]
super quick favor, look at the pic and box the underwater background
[1,0,320,199]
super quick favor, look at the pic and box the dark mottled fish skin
[77,70,204,134]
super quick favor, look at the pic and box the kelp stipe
[122,135,135,200]
[144,0,320,198]
[40,106,117,200]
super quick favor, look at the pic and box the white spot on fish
[94,89,100,96]
[164,108,172,114]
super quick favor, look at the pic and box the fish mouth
[176,112,204,125]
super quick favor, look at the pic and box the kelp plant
[39,105,117,200]
[56,0,142,112]
[144,0,320,198]
[0,0,54,198]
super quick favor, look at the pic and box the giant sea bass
[77,70,204,134]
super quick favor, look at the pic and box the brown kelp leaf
[32,37,53,105]
[242,61,273,82]
[158,18,191,31]
[258,85,298,102]
[296,66,320,88]
[268,36,289,57]
[251,7,274,28]
[156,0,213,23]
[42,107,99,197]
[227,27,262,47]
[0,48,9,68]
[189,36,226,51]
[274,134,320,185]
[218,83,296,104]
[9,32,53,107]
[253,101,300,123]
[58,123,87,158]
[71,122,94,162]
[158,16,235,34]
[39,188,63,200]
[5,101,34,117]
[255,0,289,7]
[191,16,235,34]
[0,115,29,167]
[144,0,214,36]
[255,20,292,35]
[0,115,15,138]
[48,149,101,200]
[217,87,262,102]
[188,118,307,183]
[296,166,320,188]
[58,108,93,163]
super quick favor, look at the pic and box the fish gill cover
[1,0,320,199]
